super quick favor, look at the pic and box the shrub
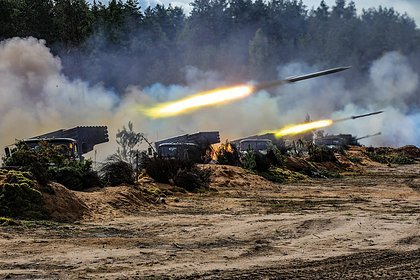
[213,141,240,166]
[348,156,362,164]
[146,157,194,184]
[100,155,135,186]
[173,167,211,192]
[241,152,271,172]
[145,158,210,192]
[242,152,256,171]
[0,217,21,226]
[3,142,51,184]
[0,170,48,219]
[308,146,337,163]
[365,149,415,165]
[4,141,102,190]
[254,153,271,172]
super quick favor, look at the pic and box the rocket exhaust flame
[142,67,350,118]
[268,120,334,138]
[143,85,254,118]
[265,110,384,138]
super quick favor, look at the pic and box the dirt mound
[205,164,277,190]
[74,184,159,221]
[42,182,88,222]
[343,146,384,167]
[396,145,420,158]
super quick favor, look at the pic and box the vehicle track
[174,249,420,280]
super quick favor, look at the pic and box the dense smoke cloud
[0,38,117,156]
[0,37,419,161]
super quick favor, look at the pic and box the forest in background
[1,0,419,92]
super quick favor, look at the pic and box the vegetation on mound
[100,155,136,186]
[0,170,48,219]
[49,161,102,191]
[146,158,211,192]
[258,168,307,183]
[3,141,102,190]
[242,151,274,172]
[240,145,342,183]
[347,156,363,164]
[0,217,21,226]
[308,146,338,163]
[212,141,241,166]
[365,148,416,165]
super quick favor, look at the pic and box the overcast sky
[91,0,420,26]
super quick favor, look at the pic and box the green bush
[254,153,271,172]
[3,142,51,184]
[4,142,102,190]
[241,152,271,172]
[100,155,135,186]
[146,158,210,192]
[213,141,240,166]
[242,152,256,171]
[308,146,337,163]
[146,157,194,184]
[0,170,48,219]
[348,156,363,164]
[365,149,415,165]
[0,217,21,226]
[173,167,211,192]
[49,160,102,190]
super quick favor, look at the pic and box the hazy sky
[91,0,420,25]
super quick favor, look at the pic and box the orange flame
[226,143,234,153]
[268,119,334,138]
[210,142,235,161]
[142,85,254,118]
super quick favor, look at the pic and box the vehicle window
[256,142,268,150]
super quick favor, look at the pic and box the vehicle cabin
[158,142,202,162]
[4,138,79,160]
[238,139,272,155]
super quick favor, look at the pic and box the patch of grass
[348,156,363,164]
[0,217,21,226]
[258,168,306,183]
[0,170,48,220]
[142,185,165,197]
[310,168,343,179]
[261,198,349,213]
[308,146,337,163]
[365,150,415,165]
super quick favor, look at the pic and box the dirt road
[0,164,419,279]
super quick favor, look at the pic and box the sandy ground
[0,163,419,279]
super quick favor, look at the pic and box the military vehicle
[231,133,286,155]
[4,126,109,161]
[154,131,220,162]
[314,132,381,149]
[314,134,357,148]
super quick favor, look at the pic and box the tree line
[1,0,419,90]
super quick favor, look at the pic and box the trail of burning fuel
[265,111,384,138]
[142,85,254,118]
[268,120,334,138]
[142,67,350,118]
